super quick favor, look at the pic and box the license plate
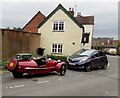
[69,62,76,65]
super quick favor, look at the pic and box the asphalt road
[2,55,119,96]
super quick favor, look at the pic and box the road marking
[37,80,49,84]
[105,91,109,94]
[58,78,62,80]
[6,84,24,89]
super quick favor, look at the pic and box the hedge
[46,55,67,61]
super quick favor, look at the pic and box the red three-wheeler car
[7,54,67,78]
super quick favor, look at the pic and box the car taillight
[7,59,17,71]
[9,62,14,67]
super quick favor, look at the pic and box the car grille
[68,59,78,63]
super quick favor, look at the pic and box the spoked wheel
[85,64,91,72]
[60,64,66,76]
[12,72,23,78]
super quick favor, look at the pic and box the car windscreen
[72,49,86,56]
[78,50,96,57]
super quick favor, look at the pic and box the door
[98,51,106,67]
[90,52,101,68]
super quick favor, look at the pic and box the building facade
[38,7,83,56]
[38,4,94,56]
[93,37,114,47]
[75,13,94,49]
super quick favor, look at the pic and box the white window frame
[52,21,65,32]
[51,44,63,54]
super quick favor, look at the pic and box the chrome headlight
[79,58,88,62]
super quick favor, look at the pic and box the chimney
[68,7,74,16]
[77,12,81,16]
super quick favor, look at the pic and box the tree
[6,27,10,29]
[13,27,22,31]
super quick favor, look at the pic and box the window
[53,21,64,31]
[95,53,100,57]
[99,51,105,56]
[53,21,58,31]
[52,44,63,54]
[81,33,90,43]
[93,51,105,58]
[93,52,100,57]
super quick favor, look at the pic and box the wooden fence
[1,29,41,59]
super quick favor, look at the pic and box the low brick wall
[1,29,41,59]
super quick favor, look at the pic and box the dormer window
[53,21,64,32]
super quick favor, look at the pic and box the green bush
[47,55,67,61]
[93,45,104,50]
[0,59,9,71]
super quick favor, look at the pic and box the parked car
[108,48,117,55]
[7,53,66,78]
[117,47,120,56]
[66,49,108,72]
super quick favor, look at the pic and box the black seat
[34,57,47,66]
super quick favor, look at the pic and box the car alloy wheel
[85,64,91,72]
[102,62,108,69]
[60,64,66,76]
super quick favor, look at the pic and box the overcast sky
[0,0,118,39]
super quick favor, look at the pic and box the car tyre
[12,72,23,78]
[101,62,108,69]
[60,64,66,76]
[85,64,91,72]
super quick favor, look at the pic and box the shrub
[0,59,9,71]
[47,55,67,61]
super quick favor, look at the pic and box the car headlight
[79,58,88,62]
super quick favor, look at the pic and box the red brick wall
[23,11,45,33]
[2,29,41,59]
